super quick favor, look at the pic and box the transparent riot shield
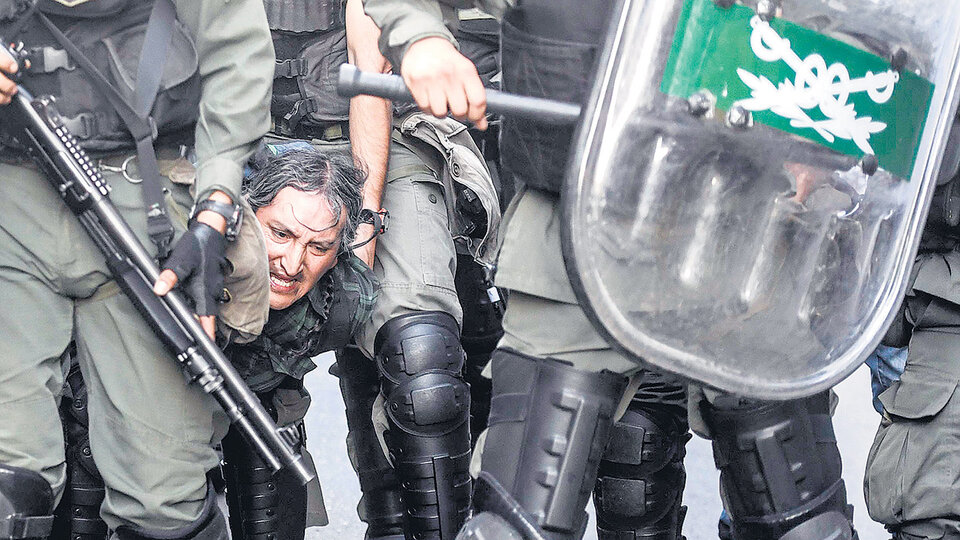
[563,0,960,398]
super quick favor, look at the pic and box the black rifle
[0,49,314,486]
[337,64,582,124]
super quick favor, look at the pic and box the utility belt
[269,119,348,143]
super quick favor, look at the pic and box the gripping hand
[154,221,229,335]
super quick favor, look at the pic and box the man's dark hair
[244,148,366,247]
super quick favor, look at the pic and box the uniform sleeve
[362,0,459,69]
[174,0,275,203]
[363,0,513,68]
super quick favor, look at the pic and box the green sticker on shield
[661,0,934,179]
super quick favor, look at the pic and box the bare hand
[0,49,19,106]
[401,37,488,130]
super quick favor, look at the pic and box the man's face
[254,186,344,310]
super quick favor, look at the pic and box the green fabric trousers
[865,252,960,540]
[494,187,640,375]
[0,161,229,534]
[293,134,463,356]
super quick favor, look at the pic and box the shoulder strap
[37,0,178,258]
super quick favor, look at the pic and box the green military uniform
[0,0,274,534]
[865,250,960,540]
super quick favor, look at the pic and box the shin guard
[594,373,690,540]
[463,350,627,540]
[375,312,472,539]
[704,393,855,540]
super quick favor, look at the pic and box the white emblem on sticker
[735,17,898,155]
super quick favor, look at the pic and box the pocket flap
[879,367,959,419]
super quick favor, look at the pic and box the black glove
[161,221,229,317]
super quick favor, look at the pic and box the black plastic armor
[594,374,690,540]
[375,312,472,539]
[0,464,54,540]
[703,393,856,540]
[461,350,627,540]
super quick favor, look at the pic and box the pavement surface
[303,352,889,539]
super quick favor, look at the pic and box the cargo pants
[0,159,235,534]
[865,251,960,540]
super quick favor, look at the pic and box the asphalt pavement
[303,352,888,539]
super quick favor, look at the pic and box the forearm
[348,0,391,211]
[174,0,274,204]
[350,96,390,212]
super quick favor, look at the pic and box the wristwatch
[190,199,243,242]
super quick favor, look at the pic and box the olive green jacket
[362,0,512,67]
[173,0,275,203]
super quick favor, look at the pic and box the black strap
[37,1,178,257]
[281,97,321,135]
[274,58,307,79]
[135,0,177,117]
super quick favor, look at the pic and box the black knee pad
[52,355,107,540]
[0,464,55,540]
[375,312,472,539]
[704,393,855,540]
[477,350,627,540]
[594,381,690,540]
[375,312,470,439]
[332,348,404,538]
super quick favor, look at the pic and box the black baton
[337,64,582,125]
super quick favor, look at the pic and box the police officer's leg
[454,253,502,443]
[593,372,690,540]
[865,295,960,540]
[333,346,405,540]
[702,392,855,540]
[221,423,308,540]
[0,162,86,540]
[75,286,229,539]
[355,141,470,539]
[459,291,630,540]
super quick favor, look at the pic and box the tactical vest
[0,0,201,152]
[265,0,350,137]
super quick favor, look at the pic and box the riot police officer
[863,116,960,540]
[0,0,274,538]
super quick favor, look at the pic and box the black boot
[375,312,472,539]
[333,346,405,540]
